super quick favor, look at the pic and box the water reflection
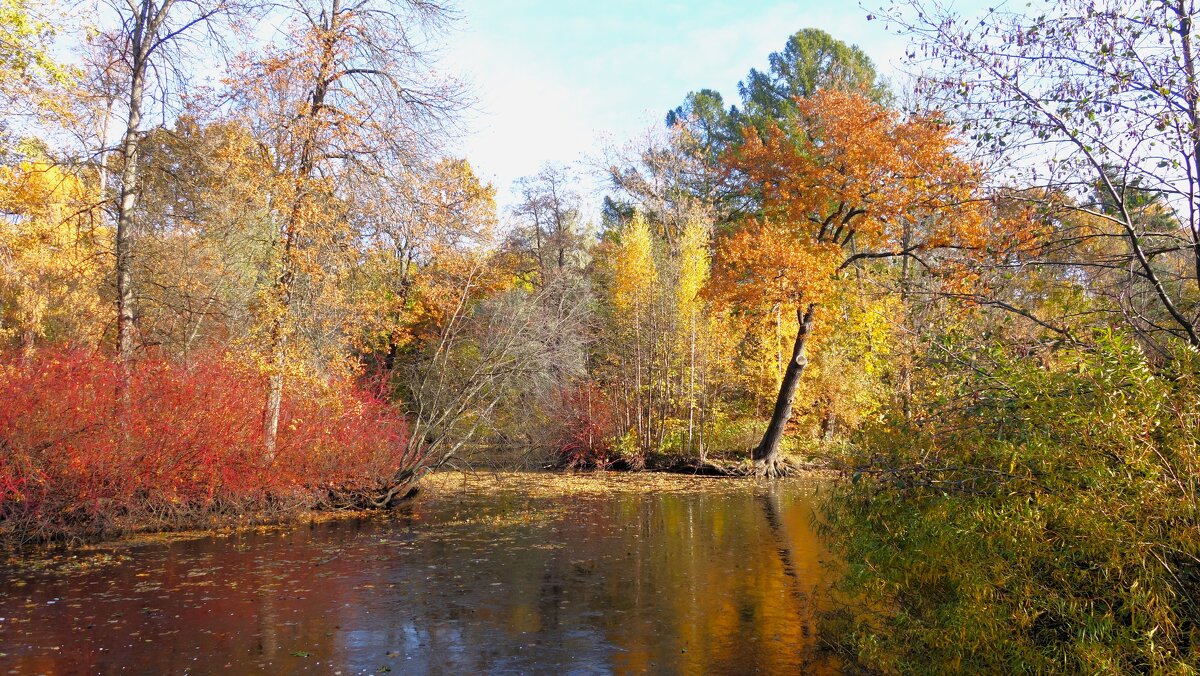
[0,473,839,674]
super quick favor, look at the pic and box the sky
[438,1,913,217]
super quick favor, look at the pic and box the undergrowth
[0,349,419,542]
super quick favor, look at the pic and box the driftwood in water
[554,454,818,478]
[325,468,423,510]
[649,457,812,477]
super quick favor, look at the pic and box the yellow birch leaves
[0,161,103,347]
[612,210,658,318]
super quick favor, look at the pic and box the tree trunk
[821,410,836,442]
[262,1,338,460]
[687,311,696,456]
[261,189,299,461]
[753,304,815,476]
[262,316,288,461]
[1176,0,1200,294]
[115,52,146,366]
[899,218,913,421]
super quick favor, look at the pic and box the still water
[0,472,839,674]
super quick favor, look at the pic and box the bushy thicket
[0,350,418,541]
[822,333,1200,673]
[551,381,617,469]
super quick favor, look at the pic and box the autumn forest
[2,0,1199,672]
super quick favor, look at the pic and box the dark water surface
[0,472,840,674]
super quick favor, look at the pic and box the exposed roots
[323,469,424,510]
[638,455,812,478]
[753,456,805,478]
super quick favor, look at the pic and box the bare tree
[601,124,725,244]
[884,0,1200,352]
[399,271,591,471]
[509,163,588,285]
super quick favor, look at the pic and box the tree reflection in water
[0,473,841,674]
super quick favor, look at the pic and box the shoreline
[2,465,839,557]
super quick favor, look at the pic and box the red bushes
[0,350,418,540]
[552,381,616,469]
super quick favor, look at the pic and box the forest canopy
[0,0,1198,671]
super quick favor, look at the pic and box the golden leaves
[611,210,658,317]
[0,161,103,346]
[712,217,839,310]
[715,89,998,311]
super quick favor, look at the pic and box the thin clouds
[441,1,910,214]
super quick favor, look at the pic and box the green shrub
[704,414,766,457]
[823,333,1200,673]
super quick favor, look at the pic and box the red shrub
[0,350,418,540]
[552,380,616,469]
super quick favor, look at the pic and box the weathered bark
[261,208,300,460]
[261,321,287,460]
[261,176,300,460]
[261,221,299,460]
[114,3,159,366]
[753,303,815,476]
[115,105,141,365]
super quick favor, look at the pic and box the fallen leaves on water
[1,551,133,576]
[420,470,820,501]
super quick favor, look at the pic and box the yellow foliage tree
[612,210,658,317]
[714,89,998,474]
[0,160,103,349]
[608,210,658,458]
[0,0,74,115]
[676,216,710,455]
[229,0,464,458]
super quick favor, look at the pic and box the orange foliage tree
[229,0,463,459]
[714,89,1008,474]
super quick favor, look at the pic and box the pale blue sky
[440,1,913,214]
[57,0,986,218]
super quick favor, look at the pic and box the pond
[0,472,841,674]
